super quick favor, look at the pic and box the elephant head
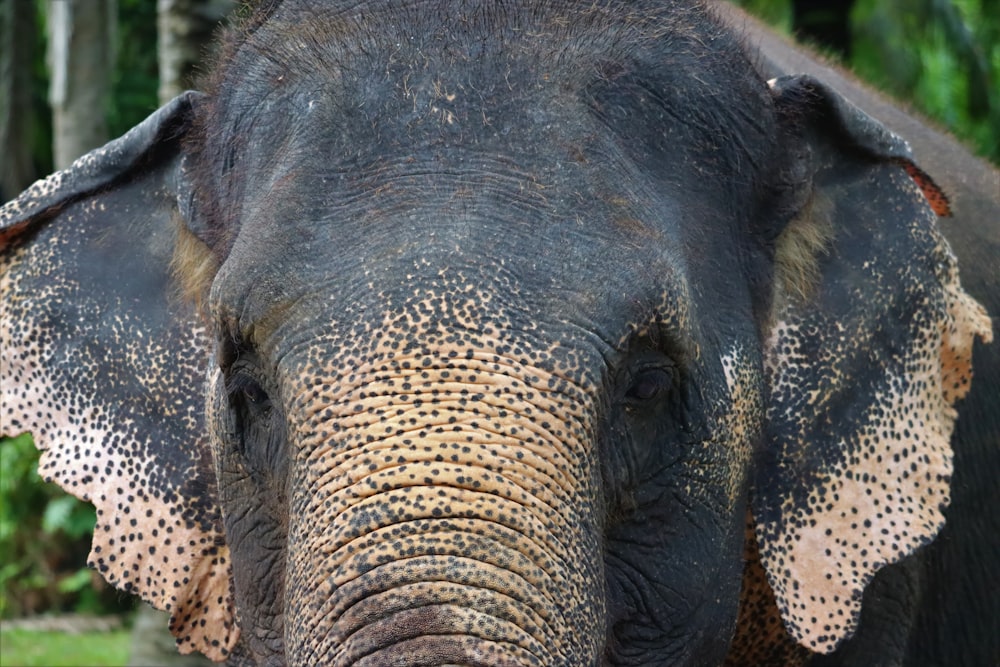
[0,2,991,665]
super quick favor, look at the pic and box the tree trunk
[47,0,115,169]
[1,0,40,199]
[157,0,234,104]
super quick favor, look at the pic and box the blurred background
[0,0,997,665]
[737,0,998,163]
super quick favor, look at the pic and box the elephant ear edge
[0,93,239,661]
[2,93,198,236]
[754,75,993,654]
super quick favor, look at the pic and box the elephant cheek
[281,365,605,665]
[208,371,288,660]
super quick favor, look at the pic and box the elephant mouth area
[304,628,553,667]
[310,595,559,666]
[285,508,586,665]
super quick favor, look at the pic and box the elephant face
[192,5,779,663]
[0,1,991,666]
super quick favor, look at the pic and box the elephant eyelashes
[227,371,272,412]
[603,362,686,514]
[625,367,676,406]
[232,375,270,407]
[224,367,288,480]
[226,371,271,459]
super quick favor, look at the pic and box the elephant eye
[625,367,675,404]
[226,371,272,414]
[224,366,287,479]
[242,380,269,406]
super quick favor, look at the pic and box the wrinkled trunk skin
[277,290,607,665]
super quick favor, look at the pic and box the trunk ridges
[278,296,606,664]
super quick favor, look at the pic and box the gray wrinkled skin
[0,2,992,666]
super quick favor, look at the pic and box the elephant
[0,1,993,665]
[714,6,1000,666]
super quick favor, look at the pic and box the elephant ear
[0,93,237,661]
[753,75,992,654]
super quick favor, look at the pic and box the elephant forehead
[196,0,773,301]
[213,202,700,373]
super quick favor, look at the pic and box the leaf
[41,495,79,535]
[56,568,94,594]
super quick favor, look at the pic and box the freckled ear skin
[0,93,238,661]
[753,76,992,654]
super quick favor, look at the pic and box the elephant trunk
[283,350,605,665]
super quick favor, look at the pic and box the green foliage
[0,628,130,667]
[28,1,54,179]
[0,435,134,619]
[733,0,999,164]
[852,0,999,162]
[108,0,159,138]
